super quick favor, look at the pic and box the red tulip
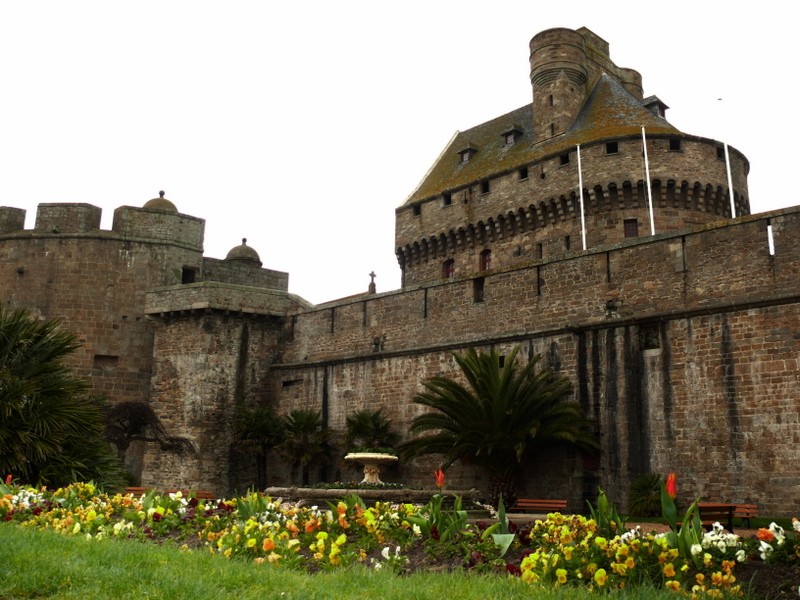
[4,474,11,485]
[434,468,445,490]
[666,472,677,499]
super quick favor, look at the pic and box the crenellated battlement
[396,133,750,285]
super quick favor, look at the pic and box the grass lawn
[0,525,676,600]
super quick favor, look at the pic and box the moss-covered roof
[403,73,681,207]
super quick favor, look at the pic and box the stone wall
[254,207,799,514]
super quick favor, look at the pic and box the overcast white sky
[1,1,794,304]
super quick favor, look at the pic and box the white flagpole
[642,127,655,235]
[577,144,586,250]
[724,142,736,218]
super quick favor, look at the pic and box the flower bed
[2,480,798,596]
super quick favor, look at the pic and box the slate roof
[403,73,681,206]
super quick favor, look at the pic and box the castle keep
[2,27,798,515]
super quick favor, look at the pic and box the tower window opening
[535,242,543,260]
[605,141,618,154]
[181,267,197,284]
[473,277,485,303]
[443,193,452,206]
[669,137,682,152]
[548,94,554,106]
[624,218,639,238]
[479,249,492,271]
[550,124,556,136]
[480,180,490,194]
[564,235,571,250]
[716,145,725,160]
[518,166,528,180]
[442,259,455,279]
[412,204,421,216]
[559,153,570,166]
[505,132,515,145]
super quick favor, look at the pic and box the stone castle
[2,27,798,515]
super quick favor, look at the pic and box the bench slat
[509,498,568,513]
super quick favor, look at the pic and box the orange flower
[756,528,775,542]
[4,474,12,485]
[666,473,677,499]
[434,468,445,490]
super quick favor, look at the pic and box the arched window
[479,249,492,271]
[442,259,455,279]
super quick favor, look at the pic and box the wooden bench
[698,502,736,532]
[733,503,758,528]
[509,498,568,513]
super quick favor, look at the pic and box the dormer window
[458,145,477,164]
[501,125,523,146]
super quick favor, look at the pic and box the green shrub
[628,473,663,517]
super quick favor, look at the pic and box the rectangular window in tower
[518,166,528,180]
[560,152,570,166]
[473,277,485,303]
[535,242,543,260]
[479,249,492,271]
[669,137,682,152]
[443,193,452,206]
[624,218,639,238]
[564,235,571,250]
[442,259,455,279]
[480,180,490,194]
[716,145,725,160]
[181,267,196,284]
[605,141,618,154]
[412,204,421,216]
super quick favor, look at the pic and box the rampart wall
[251,207,800,514]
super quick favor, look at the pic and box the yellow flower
[663,562,676,578]
[556,568,568,584]
[665,580,681,592]
[593,568,608,586]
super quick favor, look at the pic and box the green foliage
[231,405,286,488]
[627,472,664,517]
[659,479,704,569]
[0,305,125,488]
[399,346,599,505]
[587,487,626,538]
[280,408,332,485]
[406,493,468,543]
[344,408,400,453]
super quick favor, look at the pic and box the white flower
[736,549,746,562]
[759,541,773,560]
[691,544,703,556]
[381,546,391,560]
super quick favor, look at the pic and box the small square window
[518,166,528,180]
[605,141,618,154]
[480,180,490,194]
[559,153,570,166]
[669,137,681,152]
[443,193,452,206]
[624,218,639,238]
[412,204,421,216]
[505,133,515,145]
[181,267,197,284]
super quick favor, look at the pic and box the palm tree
[344,408,400,453]
[280,409,332,485]
[231,406,286,489]
[399,346,598,507]
[0,305,125,488]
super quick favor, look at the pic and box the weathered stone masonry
[1,26,798,515]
